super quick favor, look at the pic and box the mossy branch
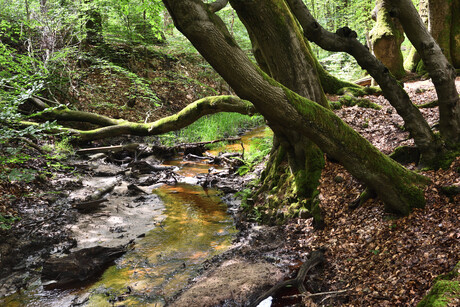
[28,96,256,141]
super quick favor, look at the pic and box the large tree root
[249,250,325,307]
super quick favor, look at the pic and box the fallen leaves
[283,78,460,306]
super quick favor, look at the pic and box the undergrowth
[157,113,265,146]
[236,135,272,175]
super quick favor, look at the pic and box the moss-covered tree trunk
[163,0,428,216]
[230,0,329,224]
[287,0,444,165]
[370,0,405,79]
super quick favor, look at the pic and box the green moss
[436,149,460,170]
[417,280,459,307]
[337,86,380,97]
[404,45,421,72]
[338,95,382,110]
[418,100,439,109]
[329,101,342,110]
[416,60,427,75]
[369,1,405,78]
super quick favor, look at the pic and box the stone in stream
[41,245,128,288]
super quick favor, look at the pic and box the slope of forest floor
[279,77,460,306]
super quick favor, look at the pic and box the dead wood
[72,199,108,213]
[76,143,140,155]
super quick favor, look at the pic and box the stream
[1,126,272,307]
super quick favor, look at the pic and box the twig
[282,289,350,299]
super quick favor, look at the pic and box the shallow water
[80,183,236,306]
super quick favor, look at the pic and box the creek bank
[1,131,298,306]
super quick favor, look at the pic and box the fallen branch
[283,289,350,299]
[76,143,140,155]
[175,137,241,148]
[249,250,325,307]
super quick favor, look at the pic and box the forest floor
[279,77,460,306]
[0,45,459,306]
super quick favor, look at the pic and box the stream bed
[1,127,272,307]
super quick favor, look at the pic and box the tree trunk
[230,0,328,224]
[451,0,460,68]
[404,0,429,72]
[163,0,428,215]
[28,96,256,141]
[428,0,453,64]
[388,0,460,145]
[370,0,405,79]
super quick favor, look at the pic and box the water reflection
[82,183,236,306]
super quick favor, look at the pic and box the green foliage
[236,136,272,176]
[49,136,75,159]
[98,0,165,44]
[309,0,374,81]
[5,168,38,183]
[319,52,366,81]
[90,56,160,105]
[0,214,21,230]
[157,113,265,146]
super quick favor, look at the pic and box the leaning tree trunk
[388,0,460,145]
[370,0,405,79]
[163,0,428,216]
[404,0,429,72]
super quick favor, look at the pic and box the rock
[170,258,284,307]
[41,245,127,288]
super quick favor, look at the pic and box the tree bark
[388,0,460,145]
[370,0,405,79]
[451,0,460,68]
[428,0,453,64]
[163,0,428,215]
